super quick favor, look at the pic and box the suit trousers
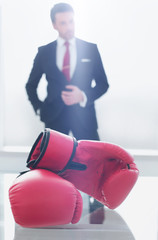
[45,106,99,141]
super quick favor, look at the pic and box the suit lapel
[71,39,82,81]
[50,41,59,71]
[49,41,68,84]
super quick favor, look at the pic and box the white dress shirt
[56,37,77,78]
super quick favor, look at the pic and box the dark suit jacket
[26,38,109,132]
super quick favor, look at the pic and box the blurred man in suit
[26,2,109,141]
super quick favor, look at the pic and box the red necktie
[62,41,70,81]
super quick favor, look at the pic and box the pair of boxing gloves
[9,128,139,228]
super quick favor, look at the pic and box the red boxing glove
[26,129,139,209]
[9,169,83,227]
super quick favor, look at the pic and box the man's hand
[61,85,84,106]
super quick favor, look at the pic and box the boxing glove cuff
[26,129,86,173]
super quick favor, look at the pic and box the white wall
[0,0,158,151]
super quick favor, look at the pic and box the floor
[0,172,158,240]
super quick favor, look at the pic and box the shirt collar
[57,36,76,46]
